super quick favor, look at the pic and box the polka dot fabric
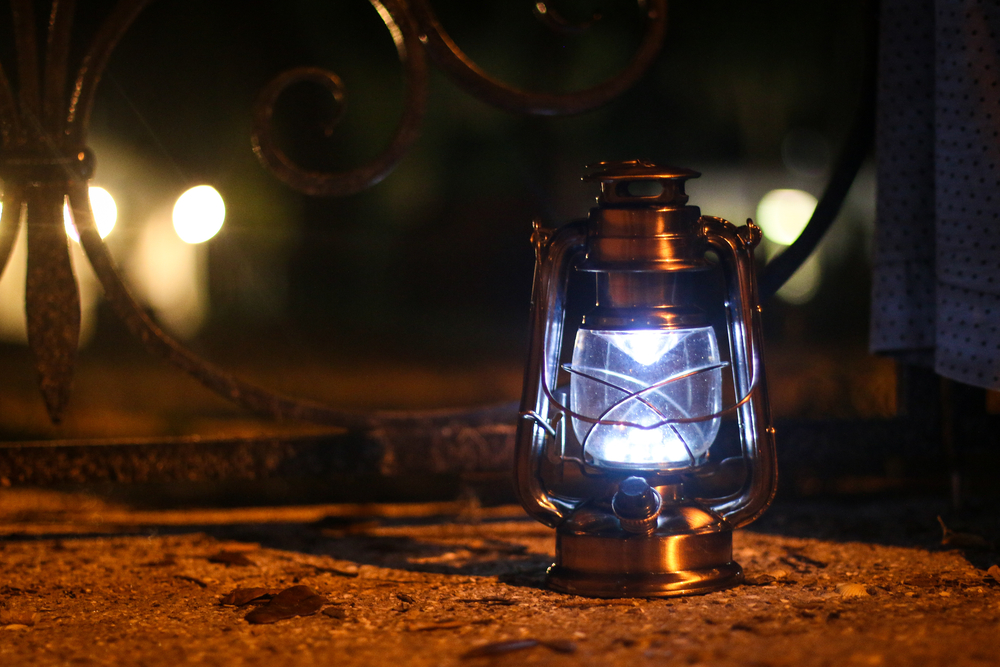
[872,0,1000,389]
[871,0,936,354]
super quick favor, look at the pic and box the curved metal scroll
[700,217,777,529]
[251,0,429,197]
[252,0,668,195]
[69,178,513,431]
[0,0,667,430]
[408,0,667,116]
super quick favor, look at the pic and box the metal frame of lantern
[515,160,777,598]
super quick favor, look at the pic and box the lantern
[515,160,777,598]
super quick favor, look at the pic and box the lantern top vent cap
[583,160,700,182]
[583,160,700,207]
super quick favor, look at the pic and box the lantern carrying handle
[514,220,588,527]
[699,216,778,529]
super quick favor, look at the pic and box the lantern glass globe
[569,327,723,469]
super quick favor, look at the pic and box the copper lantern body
[516,160,777,598]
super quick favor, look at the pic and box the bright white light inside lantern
[570,327,723,469]
[172,185,225,244]
[62,187,117,242]
[755,188,817,246]
[609,329,677,366]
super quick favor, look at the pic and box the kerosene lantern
[515,160,777,598]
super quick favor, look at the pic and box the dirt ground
[0,489,998,667]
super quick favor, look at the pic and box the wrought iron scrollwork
[251,0,429,197]
[409,0,667,116]
[252,0,667,194]
[0,0,152,422]
[0,0,666,426]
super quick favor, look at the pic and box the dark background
[0,0,887,439]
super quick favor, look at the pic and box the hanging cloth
[871,0,1000,389]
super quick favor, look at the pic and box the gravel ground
[0,490,998,666]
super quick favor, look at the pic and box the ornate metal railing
[0,0,665,426]
[2,0,956,506]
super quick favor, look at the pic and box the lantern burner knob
[611,476,663,534]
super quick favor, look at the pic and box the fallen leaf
[987,565,1000,584]
[410,618,492,631]
[310,565,359,578]
[460,638,574,660]
[457,597,518,606]
[174,575,209,588]
[461,639,539,659]
[208,551,255,567]
[408,620,465,631]
[245,586,328,625]
[743,573,777,586]
[938,516,994,550]
[540,640,577,654]
[782,549,828,569]
[395,593,415,604]
[219,588,278,607]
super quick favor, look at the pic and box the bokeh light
[776,253,822,305]
[755,188,818,246]
[63,187,118,242]
[172,185,225,244]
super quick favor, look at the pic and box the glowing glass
[569,327,723,469]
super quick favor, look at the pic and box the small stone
[322,607,347,620]
[743,573,777,586]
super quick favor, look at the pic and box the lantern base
[547,529,742,598]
